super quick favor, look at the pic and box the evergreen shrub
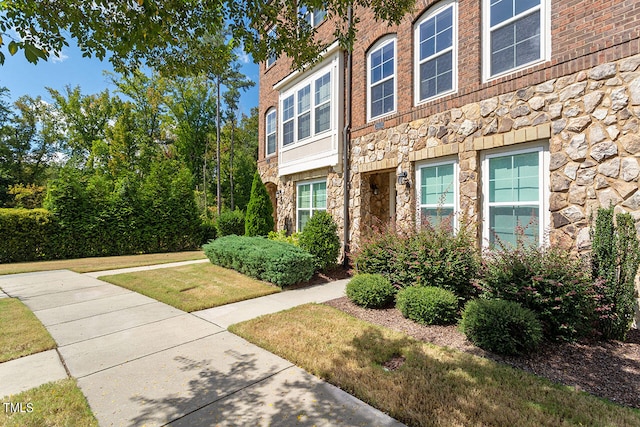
[460,299,543,356]
[245,171,274,236]
[298,211,340,272]
[346,274,396,308]
[216,209,245,236]
[396,286,458,325]
[203,235,314,287]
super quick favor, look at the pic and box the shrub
[200,218,217,244]
[298,211,341,272]
[216,209,245,237]
[346,274,396,308]
[396,286,459,325]
[8,184,46,208]
[460,299,543,356]
[268,230,300,246]
[244,171,274,236]
[591,207,640,341]
[477,241,593,342]
[354,221,480,301]
[203,235,314,287]
[0,208,62,263]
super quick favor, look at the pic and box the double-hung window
[279,70,332,148]
[417,160,458,228]
[482,145,548,246]
[297,180,327,231]
[266,27,277,68]
[265,108,277,157]
[415,1,457,104]
[300,6,327,27]
[367,36,396,121]
[484,0,548,79]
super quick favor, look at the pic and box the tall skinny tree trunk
[229,116,235,211]
[216,76,222,215]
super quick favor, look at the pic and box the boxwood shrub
[396,286,459,325]
[459,299,543,356]
[203,235,314,287]
[346,274,396,308]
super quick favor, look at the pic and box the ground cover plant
[0,379,97,427]
[203,235,314,287]
[0,251,206,276]
[99,262,279,312]
[0,298,56,363]
[230,304,640,427]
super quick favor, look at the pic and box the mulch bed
[324,296,640,409]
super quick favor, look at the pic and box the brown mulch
[324,296,640,409]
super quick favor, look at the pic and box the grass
[230,304,640,427]
[0,379,98,427]
[0,299,56,363]
[99,262,280,312]
[0,251,206,276]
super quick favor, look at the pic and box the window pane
[313,9,327,26]
[313,182,327,208]
[298,85,310,113]
[283,121,294,146]
[421,207,454,228]
[267,134,276,155]
[315,73,331,105]
[298,210,311,231]
[266,111,276,135]
[420,51,453,100]
[420,19,436,59]
[298,112,311,139]
[490,0,514,26]
[489,205,539,246]
[283,95,294,121]
[299,5,312,26]
[298,184,311,209]
[421,164,454,205]
[516,0,540,16]
[315,102,331,133]
[371,79,394,118]
[491,11,540,76]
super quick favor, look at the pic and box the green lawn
[0,299,56,363]
[0,251,206,276]
[0,379,98,427]
[230,304,640,427]
[99,262,280,312]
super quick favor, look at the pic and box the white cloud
[238,52,251,64]
[51,51,70,63]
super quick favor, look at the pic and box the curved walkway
[0,266,405,427]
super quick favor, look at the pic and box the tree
[245,171,274,237]
[0,0,415,71]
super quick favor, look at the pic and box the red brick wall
[258,0,640,156]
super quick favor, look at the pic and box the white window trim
[278,62,334,152]
[265,108,277,157]
[482,0,550,82]
[414,0,458,106]
[296,178,327,232]
[367,35,397,122]
[481,143,549,247]
[416,157,459,230]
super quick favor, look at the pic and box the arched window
[265,108,276,157]
[367,35,396,121]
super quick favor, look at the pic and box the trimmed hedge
[460,299,543,356]
[0,208,60,263]
[396,286,458,325]
[203,236,314,287]
[216,209,245,237]
[346,274,396,308]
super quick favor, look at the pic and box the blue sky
[1,42,260,116]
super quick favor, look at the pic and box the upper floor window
[484,0,548,79]
[265,108,277,157]
[367,36,396,121]
[300,6,327,27]
[414,1,457,104]
[279,68,333,148]
[266,27,277,68]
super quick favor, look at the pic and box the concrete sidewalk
[0,269,405,426]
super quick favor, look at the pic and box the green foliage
[477,241,594,342]
[396,286,459,325]
[460,299,543,356]
[244,171,274,236]
[203,236,314,287]
[216,209,245,236]
[354,221,480,301]
[8,184,46,208]
[298,211,341,272]
[268,230,300,246]
[0,208,61,263]
[590,207,640,341]
[346,274,396,309]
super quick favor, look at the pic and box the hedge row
[203,236,314,287]
[0,208,60,263]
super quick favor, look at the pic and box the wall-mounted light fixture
[370,183,379,195]
[397,171,411,187]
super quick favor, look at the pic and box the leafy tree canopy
[0,0,415,71]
